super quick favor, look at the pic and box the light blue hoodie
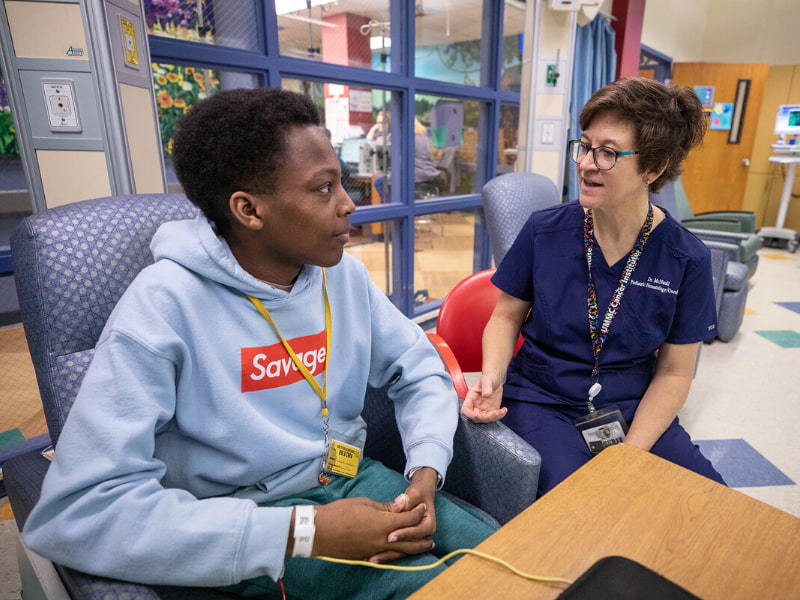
[23,214,457,586]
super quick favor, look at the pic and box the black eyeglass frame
[568,139,640,171]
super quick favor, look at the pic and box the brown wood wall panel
[672,63,769,214]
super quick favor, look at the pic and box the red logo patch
[241,330,327,392]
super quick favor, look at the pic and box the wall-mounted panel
[18,70,104,146]
[120,83,164,193]
[37,149,111,207]
[6,0,88,60]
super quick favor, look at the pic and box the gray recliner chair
[6,193,541,600]
[704,240,749,343]
[482,172,561,265]
[650,178,760,280]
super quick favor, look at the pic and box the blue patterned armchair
[5,193,539,599]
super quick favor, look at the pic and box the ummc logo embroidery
[241,330,326,392]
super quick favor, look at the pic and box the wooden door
[672,63,769,214]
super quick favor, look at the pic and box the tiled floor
[678,248,800,516]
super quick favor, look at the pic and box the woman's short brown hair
[579,77,705,192]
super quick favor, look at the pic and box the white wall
[641,0,800,65]
[640,0,709,62]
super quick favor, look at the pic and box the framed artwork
[694,86,715,108]
[710,103,733,130]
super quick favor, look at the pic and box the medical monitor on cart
[774,104,800,136]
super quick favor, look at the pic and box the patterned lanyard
[584,204,654,402]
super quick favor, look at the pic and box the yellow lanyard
[246,269,331,419]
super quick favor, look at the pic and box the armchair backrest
[703,240,736,318]
[672,178,696,220]
[482,172,560,265]
[649,178,694,221]
[11,194,198,445]
[436,269,523,373]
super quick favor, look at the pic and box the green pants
[218,458,497,600]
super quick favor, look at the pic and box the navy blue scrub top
[493,201,717,408]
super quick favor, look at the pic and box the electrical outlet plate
[41,79,82,132]
[541,122,555,144]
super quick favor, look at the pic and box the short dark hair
[579,77,705,192]
[172,88,320,237]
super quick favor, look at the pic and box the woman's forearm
[625,342,699,451]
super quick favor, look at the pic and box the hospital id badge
[574,405,628,455]
[324,439,362,478]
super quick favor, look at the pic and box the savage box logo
[241,330,326,392]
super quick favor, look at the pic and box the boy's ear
[229,191,264,231]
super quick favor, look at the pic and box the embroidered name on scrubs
[247,269,361,485]
[584,203,654,406]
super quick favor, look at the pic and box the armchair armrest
[362,384,540,525]
[683,217,743,233]
[443,412,540,525]
[686,227,761,265]
[426,332,469,398]
[4,450,50,531]
[693,210,756,233]
[690,228,760,280]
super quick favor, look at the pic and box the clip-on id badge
[573,382,628,455]
[323,439,362,479]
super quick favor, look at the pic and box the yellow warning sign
[120,17,139,69]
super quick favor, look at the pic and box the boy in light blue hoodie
[22,88,496,599]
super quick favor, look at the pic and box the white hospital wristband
[291,505,316,558]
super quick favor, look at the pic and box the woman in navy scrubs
[462,77,726,496]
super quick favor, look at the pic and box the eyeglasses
[568,139,639,171]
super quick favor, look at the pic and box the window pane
[283,77,395,207]
[415,1,484,86]
[0,69,31,214]
[277,0,391,72]
[498,103,519,174]
[1,68,31,323]
[152,63,260,191]
[144,0,260,51]
[345,220,393,296]
[415,94,485,198]
[502,1,525,92]
[413,210,478,306]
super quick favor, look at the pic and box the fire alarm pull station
[42,79,82,132]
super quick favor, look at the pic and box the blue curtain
[566,17,617,202]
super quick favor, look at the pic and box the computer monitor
[339,138,362,165]
[773,104,800,136]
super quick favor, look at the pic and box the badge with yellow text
[324,440,361,478]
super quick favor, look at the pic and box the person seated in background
[22,88,496,600]
[366,110,390,145]
[413,117,447,198]
[462,77,726,496]
[374,117,446,201]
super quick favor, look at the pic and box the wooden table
[410,444,800,599]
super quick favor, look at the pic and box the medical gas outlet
[42,79,82,132]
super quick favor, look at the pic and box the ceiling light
[370,36,391,51]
